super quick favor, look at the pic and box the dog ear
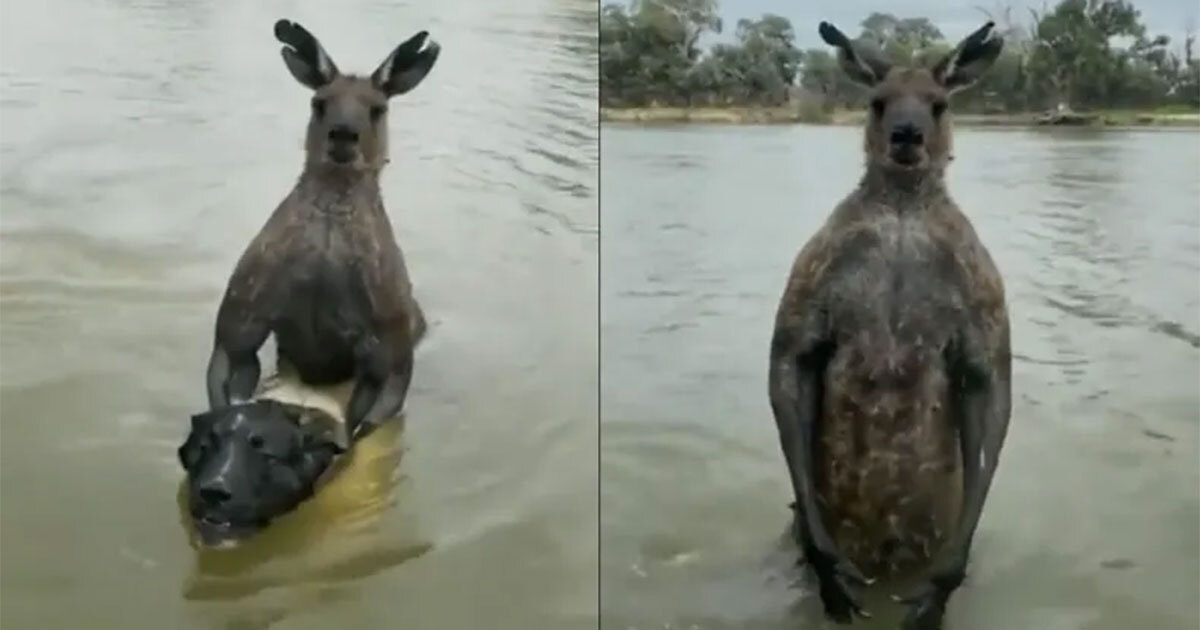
[177,437,200,470]
[280,403,349,453]
[293,414,345,489]
[178,411,217,470]
[300,416,348,453]
[189,410,218,433]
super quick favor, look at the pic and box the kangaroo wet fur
[768,21,1011,630]
[206,19,439,436]
[188,19,438,543]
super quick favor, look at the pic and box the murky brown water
[600,125,1200,629]
[0,1,597,628]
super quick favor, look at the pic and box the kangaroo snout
[328,124,359,144]
[888,120,927,166]
[890,122,923,146]
[326,124,360,164]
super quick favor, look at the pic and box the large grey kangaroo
[769,21,1012,630]
[206,20,439,441]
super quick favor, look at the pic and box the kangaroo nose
[890,123,923,146]
[198,484,232,508]
[328,125,358,143]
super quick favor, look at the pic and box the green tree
[1175,23,1200,104]
[1027,0,1146,109]
[736,14,804,87]
[601,1,699,105]
[858,13,944,64]
[632,0,722,61]
[601,0,1198,114]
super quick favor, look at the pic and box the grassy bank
[599,106,823,124]
[601,105,1200,128]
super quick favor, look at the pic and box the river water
[0,0,597,628]
[600,124,1200,629]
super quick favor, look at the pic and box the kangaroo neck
[858,161,948,209]
[294,165,383,216]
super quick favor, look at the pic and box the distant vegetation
[600,0,1200,116]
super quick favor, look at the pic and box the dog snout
[197,480,233,508]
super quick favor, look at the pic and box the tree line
[600,0,1200,113]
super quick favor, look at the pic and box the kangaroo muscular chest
[270,211,395,371]
[826,215,967,346]
[814,213,970,575]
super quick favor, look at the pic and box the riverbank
[600,106,1200,128]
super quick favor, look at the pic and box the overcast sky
[711,0,1197,50]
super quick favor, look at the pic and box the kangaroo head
[819,20,1003,174]
[274,19,440,172]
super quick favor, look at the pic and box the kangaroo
[768,21,1011,630]
[205,20,439,443]
[187,20,439,545]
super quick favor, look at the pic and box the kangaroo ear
[274,19,340,90]
[819,21,891,87]
[933,21,1004,94]
[371,31,441,97]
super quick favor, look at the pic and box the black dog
[178,396,346,546]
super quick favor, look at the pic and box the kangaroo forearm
[345,361,412,439]
[207,345,262,409]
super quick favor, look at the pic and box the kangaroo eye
[932,100,948,117]
[311,98,327,117]
[870,97,886,117]
[248,435,265,449]
[369,105,386,121]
